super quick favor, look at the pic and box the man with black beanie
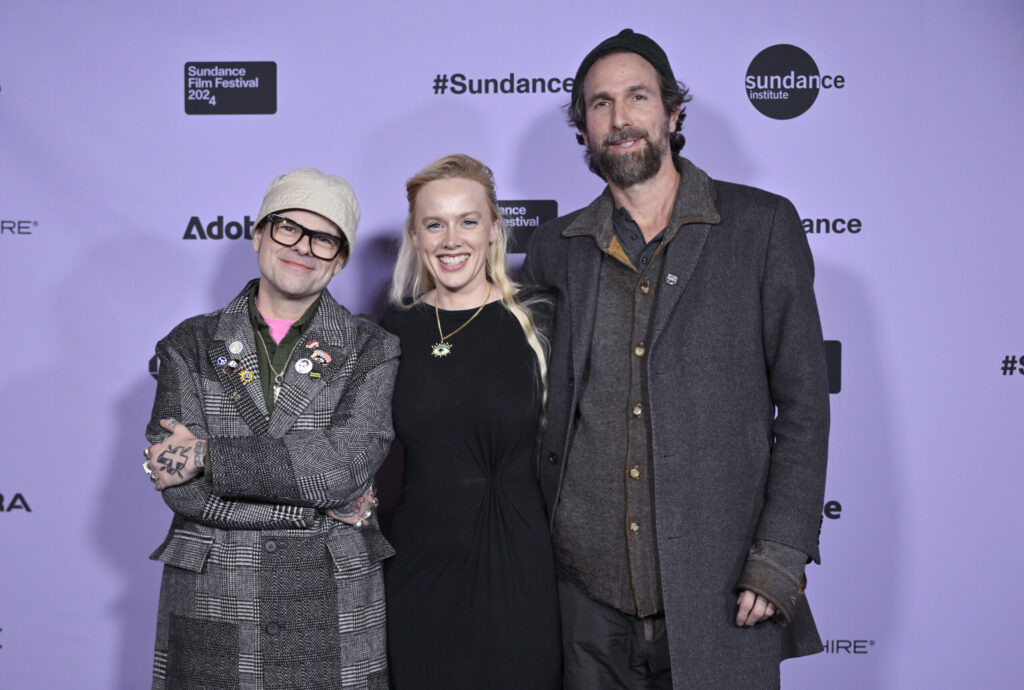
[524,29,831,688]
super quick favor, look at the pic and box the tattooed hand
[327,485,378,527]
[144,418,207,491]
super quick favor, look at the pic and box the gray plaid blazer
[146,281,399,690]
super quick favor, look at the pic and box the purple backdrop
[2,0,1022,687]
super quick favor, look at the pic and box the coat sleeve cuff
[735,540,808,627]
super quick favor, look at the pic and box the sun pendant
[431,341,452,357]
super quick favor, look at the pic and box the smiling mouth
[281,258,314,270]
[438,254,469,270]
[605,129,647,151]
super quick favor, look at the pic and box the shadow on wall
[783,259,901,689]
[344,232,401,320]
[509,103,591,212]
[98,376,168,689]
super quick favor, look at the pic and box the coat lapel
[566,238,602,384]
[211,285,271,435]
[562,193,613,385]
[648,159,721,350]
[648,224,712,350]
[266,292,355,438]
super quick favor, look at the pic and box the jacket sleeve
[147,333,317,530]
[205,328,400,510]
[754,195,830,564]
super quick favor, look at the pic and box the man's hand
[145,418,206,491]
[736,590,776,627]
[326,485,377,527]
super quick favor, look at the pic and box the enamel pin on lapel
[665,273,678,286]
[229,340,244,355]
[295,358,313,375]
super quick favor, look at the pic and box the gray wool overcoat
[524,158,830,689]
[146,282,399,690]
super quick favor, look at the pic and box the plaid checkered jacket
[146,282,399,689]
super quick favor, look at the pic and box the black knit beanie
[572,29,676,101]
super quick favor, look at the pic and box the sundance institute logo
[745,45,845,119]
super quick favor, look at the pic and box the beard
[585,122,670,188]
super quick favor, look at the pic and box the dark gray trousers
[559,581,672,690]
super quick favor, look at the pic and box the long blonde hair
[390,154,548,391]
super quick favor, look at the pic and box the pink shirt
[261,313,297,344]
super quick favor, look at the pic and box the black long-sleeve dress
[381,300,560,689]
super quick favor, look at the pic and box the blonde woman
[381,154,559,689]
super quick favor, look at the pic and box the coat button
[640,280,650,294]
[266,622,280,636]
[632,403,643,417]
[629,466,641,480]
[630,522,640,534]
[634,345,646,357]
[547,452,558,465]
[264,540,278,553]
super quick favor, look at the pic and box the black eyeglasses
[266,214,349,261]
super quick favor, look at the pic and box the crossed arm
[144,327,398,529]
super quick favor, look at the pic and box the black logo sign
[500,200,558,254]
[823,639,874,654]
[823,500,842,520]
[0,493,32,512]
[804,217,862,235]
[1,220,37,236]
[745,45,844,119]
[184,216,256,240]
[185,62,277,115]
[825,340,842,394]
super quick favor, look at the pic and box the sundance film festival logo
[185,62,276,115]
[501,200,557,253]
[746,45,845,119]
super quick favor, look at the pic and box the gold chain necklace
[431,283,492,358]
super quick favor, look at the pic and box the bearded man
[524,29,831,689]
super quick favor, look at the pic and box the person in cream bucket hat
[142,166,399,687]
[255,167,361,264]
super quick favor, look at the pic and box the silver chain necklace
[256,331,302,401]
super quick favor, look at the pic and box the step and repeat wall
[1,1,1021,687]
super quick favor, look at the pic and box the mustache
[603,127,649,146]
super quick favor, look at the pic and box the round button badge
[295,358,313,374]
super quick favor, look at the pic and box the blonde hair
[390,154,548,392]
